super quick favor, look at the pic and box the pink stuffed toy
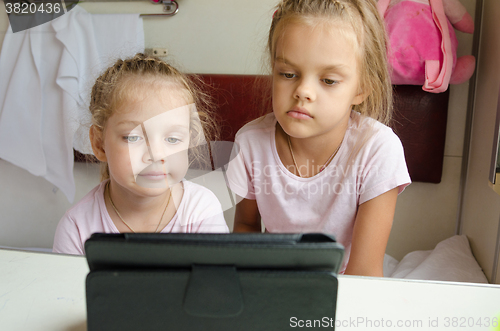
[377,0,475,93]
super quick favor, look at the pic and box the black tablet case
[85,233,344,331]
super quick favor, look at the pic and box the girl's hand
[344,187,399,277]
[233,197,262,232]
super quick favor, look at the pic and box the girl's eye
[281,72,296,79]
[124,136,141,143]
[323,78,338,85]
[166,137,181,144]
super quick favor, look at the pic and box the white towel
[55,10,145,155]
[0,26,45,177]
[0,6,144,202]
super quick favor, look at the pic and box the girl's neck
[105,180,183,233]
[275,123,347,178]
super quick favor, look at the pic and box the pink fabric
[424,0,453,93]
[377,0,391,16]
[53,180,229,255]
[381,0,458,91]
[227,111,411,273]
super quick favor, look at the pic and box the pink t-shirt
[227,111,411,272]
[53,180,229,255]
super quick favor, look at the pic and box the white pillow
[387,235,489,283]
[383,254,399,277]
[386,250,431,278]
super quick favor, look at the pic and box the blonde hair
[267,0,392,125]
[89,53,218,181]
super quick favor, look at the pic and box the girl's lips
[287,108,313,119]
[138,173,167,180]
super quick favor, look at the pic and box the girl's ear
[352,87,371,106]
[89,125,107,162]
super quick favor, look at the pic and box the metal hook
[142,0,179,17]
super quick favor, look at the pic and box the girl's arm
[233,196,262,232]
[344,187,399,277]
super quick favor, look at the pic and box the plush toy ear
[450,55,476,84]
[89,125,107,162]
[443,0,474,34]
[452,11,474,34]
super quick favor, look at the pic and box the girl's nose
[294,79,316,102]
[143,140,167,163]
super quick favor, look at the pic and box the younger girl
[53,54,229,255]
[228,0,411,276]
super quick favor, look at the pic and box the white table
[1,249,499,331]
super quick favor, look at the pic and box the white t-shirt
[227,111,411,272]
[53,180,229,255]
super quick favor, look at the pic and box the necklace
[106,182,172,233]
[287,135,342,178]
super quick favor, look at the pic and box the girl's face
[272,21,367,140]
[102,83,193,198]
